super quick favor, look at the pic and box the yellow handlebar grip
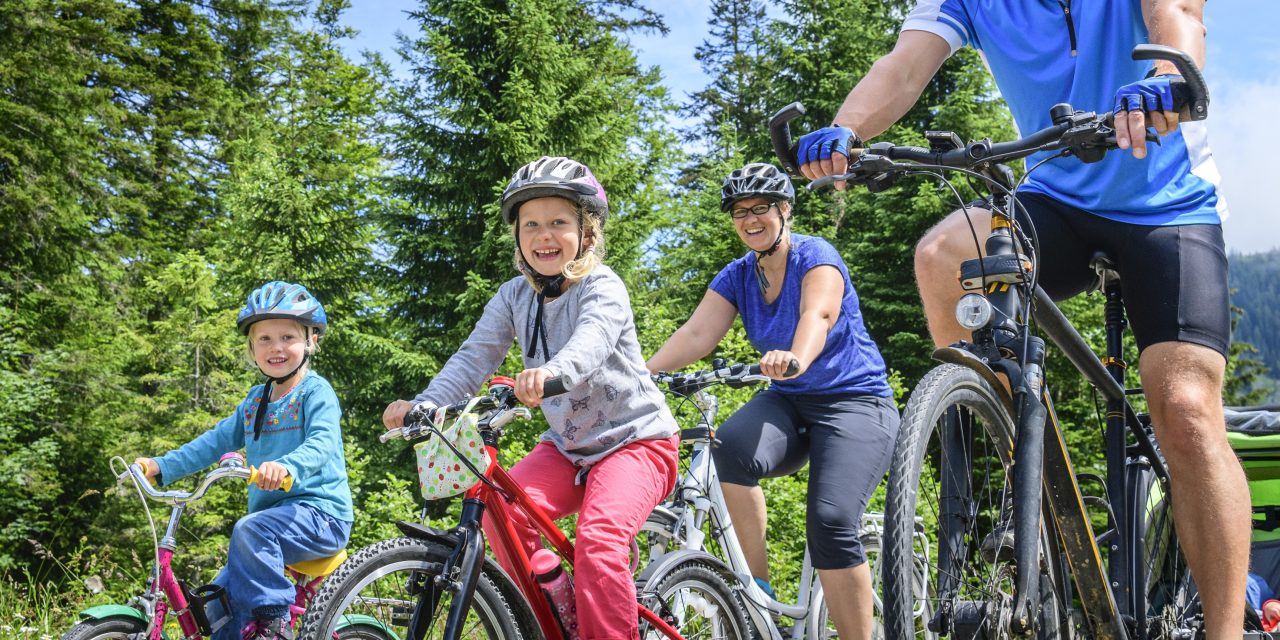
[137,459,157,486]
[247,466,294,492]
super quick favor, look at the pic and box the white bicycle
[639,361,936,640]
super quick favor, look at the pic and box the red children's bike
[298,376,754,640]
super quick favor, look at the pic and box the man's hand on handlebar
[796,126,863,190]
[1113,74,1184,160]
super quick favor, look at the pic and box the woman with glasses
[646,162,899,640]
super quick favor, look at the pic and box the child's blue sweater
[155,371,353,522]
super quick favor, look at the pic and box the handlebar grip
[132,462,157,487]
[769,102,807,175]
[248,466,294,492]
[1131,44,1208,121]
[747,359,800,378]
[543,376,567,398]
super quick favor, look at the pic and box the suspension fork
[980,202,1052,634]
[1011,336,1048,635]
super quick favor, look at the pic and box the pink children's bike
[62,453,381,640]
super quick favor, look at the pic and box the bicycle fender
[336,614,398,636]
[931,346,1016,413]
[635,549,734,592]
[76,604,147,623]
[396,520,460,545]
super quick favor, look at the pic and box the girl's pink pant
[483,436,678,640]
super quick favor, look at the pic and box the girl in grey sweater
[383,157,678,640]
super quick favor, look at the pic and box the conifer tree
[386,0,677,361]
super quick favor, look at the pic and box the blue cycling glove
[1113,74,1182,115]
[796,126,863,166]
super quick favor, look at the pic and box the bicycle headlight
[955,293,994,330]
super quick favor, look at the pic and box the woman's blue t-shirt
[709,233,891,397]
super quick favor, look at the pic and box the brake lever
[489,407,532,430]
[808,154,896,191]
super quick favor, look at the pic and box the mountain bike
[769,44,1209,640]
[644,361,936,640]
[63,453,376,640]
[299,375,754,640]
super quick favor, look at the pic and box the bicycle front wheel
[883,364,1065,640]
[639,559,755,640]
[62,616,147,640]
[298,537,533,640]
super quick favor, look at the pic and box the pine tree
[682,0,773,153]
[386,0,678,363]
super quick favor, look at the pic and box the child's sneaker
[243,617,294,640]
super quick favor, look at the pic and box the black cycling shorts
[1007,192,1230,357]
[713,390,900,569]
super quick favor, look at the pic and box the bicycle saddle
[287,549,349,578]
[1087,251,1120,294]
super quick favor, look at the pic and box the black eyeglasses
[729,202,779,219]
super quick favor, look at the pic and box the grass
[0,572,72,639]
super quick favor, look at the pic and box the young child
[135,281,353,640]
[383,156,679,640]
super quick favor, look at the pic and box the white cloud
[1207,78,1280,255]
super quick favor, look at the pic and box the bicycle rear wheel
[297,537,533,640]
[1129,460,1200,639]
[883,364,1066,640]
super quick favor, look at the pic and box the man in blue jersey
[797,1,1246,636]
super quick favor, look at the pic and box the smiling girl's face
[249,319,311,379]
[518,196,583,277]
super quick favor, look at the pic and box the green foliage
[1229,250,1280,404]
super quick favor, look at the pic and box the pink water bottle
[531,549,579,640]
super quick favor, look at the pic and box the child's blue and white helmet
[236,281,328,336]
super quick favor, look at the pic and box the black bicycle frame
[935,200,1178,639]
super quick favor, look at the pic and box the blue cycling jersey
[904,0,1226,225]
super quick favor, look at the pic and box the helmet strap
[752,209,789,297]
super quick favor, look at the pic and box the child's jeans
[484,436,678,640]
[207,502,351,639]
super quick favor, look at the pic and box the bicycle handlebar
[380,375,567,443]
[115,455,290,506]
[769,45,1209,181]
[653,359,798,396]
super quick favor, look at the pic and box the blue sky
[340,0,1278,255]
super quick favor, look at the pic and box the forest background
[2,0,1276,632]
